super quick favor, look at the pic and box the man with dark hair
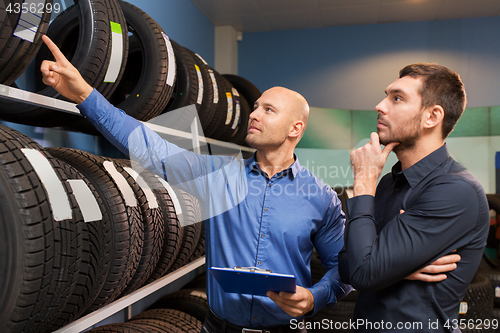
[339,63,489,332]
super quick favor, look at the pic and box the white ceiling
[190,0,500,32]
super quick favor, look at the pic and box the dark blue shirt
[78,89,351,327]
[339,144,489,332]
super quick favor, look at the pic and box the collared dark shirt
[339,144,489,332]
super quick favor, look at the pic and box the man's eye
[267,108,273,113]
[394,96,402,102]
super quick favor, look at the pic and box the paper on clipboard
[209,267,296,296]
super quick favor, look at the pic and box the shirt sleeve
[308,191,352,314]
[343,179,480,292]
[76,88,235,201]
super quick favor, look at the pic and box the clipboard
[209,266,296,296]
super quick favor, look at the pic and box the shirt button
[253,316,257,319]
[396,188,400,192]
[261,234,265,237]
[268,184,271,187]
[258,261,261,265]
[264,208,268,211]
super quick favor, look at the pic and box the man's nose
[375,99,387,115]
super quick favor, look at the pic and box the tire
[86,320,171,333]
[188,223,205,262]
[183,49,218,137]
[0,0,128,127]
[69,0,174,133]
[48,157,112,330]
[209,71,237,141]
[0,0,52,85]
[144,172,182,283]
[111,158,164,294]
[130,308,203,332]
[148,288,209,323]
[459,273,494,321]
[162,40,203,132]
[46,148,143,312]
[228,90,251,146]
[167,189,203,273]
[222,74,262,109]
[0,124,83,333]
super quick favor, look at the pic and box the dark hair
[399,63,466,139]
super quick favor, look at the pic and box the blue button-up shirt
[78,89,351,327]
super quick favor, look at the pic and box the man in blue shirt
[339,63,489,332]
[40,35,351,332]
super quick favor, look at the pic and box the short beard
[379,112,422,153]
[245,135,287,151]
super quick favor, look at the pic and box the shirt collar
[245,153,300,179]
[391,143,451,189]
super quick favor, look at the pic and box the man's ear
[289,120,304,138]
[423,105,444,130]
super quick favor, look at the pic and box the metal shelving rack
[0,83,255,332]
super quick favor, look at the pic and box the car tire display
[0,1,257,331]
[0,125,84,333]
[0,0,128,127]
[46,148,143,312]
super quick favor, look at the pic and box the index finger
[370,132,381,148]
[41,35,67,62]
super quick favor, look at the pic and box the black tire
[111,158,164,294]
[0,0,52,85]
[148,288,209,323]
[167,189,203,273]
[71,0,173,125]
[86,320,170,333]
[47,157,112,330]
[145,172,182,283]
[130,308,203,332]
[0,125,83,333]
[188,223,205,262]
[162,40,203,132]
[459,273,494,321]
[46,147,143,312]
[209,71,237,141]
[228,90,251,146]
[0,0,128,127]
[222,74,262,109]
[125,319,186,333]
[183,49,218,137]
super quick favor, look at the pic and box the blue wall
[128,0,214,66]
[238,16,500,110]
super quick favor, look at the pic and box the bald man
[40,35,350,332]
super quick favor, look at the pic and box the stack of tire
[0,123,205,333]
[0,0,260,146]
